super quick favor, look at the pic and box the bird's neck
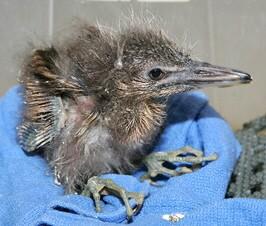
[105,98,166,145]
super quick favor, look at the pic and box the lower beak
[181,61,252,88]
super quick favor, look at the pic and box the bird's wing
[18,48,84,152]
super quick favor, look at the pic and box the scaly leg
[81,176,144,219]
[141,146,218,182]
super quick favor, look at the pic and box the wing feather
[18,47,83,152]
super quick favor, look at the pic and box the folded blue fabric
[0,86,265,226]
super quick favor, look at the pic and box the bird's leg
[141,146,218,183]
[81,176,144,219]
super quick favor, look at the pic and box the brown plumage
[18,22,251,196]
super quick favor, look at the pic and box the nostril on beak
[194,69,207,75]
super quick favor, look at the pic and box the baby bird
[18,22,252,218]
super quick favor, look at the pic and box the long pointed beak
[181,61,252,88]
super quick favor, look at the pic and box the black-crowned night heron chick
[18,23,252,219]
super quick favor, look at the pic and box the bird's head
[70,24,252,103]
[63,23,253,143]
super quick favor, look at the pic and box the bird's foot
[141,146,218,183]
[81,176,144,219]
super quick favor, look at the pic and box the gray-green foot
[81,176,144,219]
[142,146,218,182]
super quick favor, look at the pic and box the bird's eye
[148,68,164,80]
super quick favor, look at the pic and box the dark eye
[148,68,164,80]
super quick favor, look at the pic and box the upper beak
[176,61,252,88]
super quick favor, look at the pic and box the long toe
[81,176,144,219]
[142,146,218,183]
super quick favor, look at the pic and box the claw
[142,146,218,182]
[81,176,144,219]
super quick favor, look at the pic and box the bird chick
[18,22,252,218]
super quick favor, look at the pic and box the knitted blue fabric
[0,86,265,226]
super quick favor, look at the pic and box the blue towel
[0,86,265,226]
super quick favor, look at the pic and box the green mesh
[226,115,266,198]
